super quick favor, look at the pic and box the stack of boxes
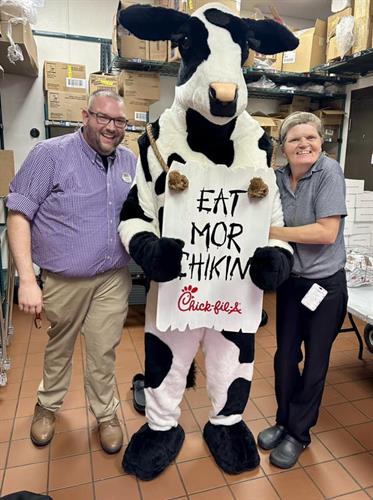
[345,179,373,248]
[44,61,88,123]
[326,0,373,63]
[280,20,327,73]
[113,0,256,65]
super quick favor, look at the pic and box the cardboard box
[44,61,87,93]
[147,40,168,61]
[327,7,353,39]
[282,19,326,73]
[355,207,373,221]
[168,42,181,62]
[243,50,255,67]
[124,98,150,125]
[345,178,365,194]
[356,191,373,207]
[0,4,24,21]
[345,193,356,208]
[251,115,282,139]
[271,53,283,71]
[346,233,371,246]
[349,222,373,235]
[278,96,311,116]
[116,30,147,59]
[89,73,119,94]
[47,91,87,122]
[323,125,340,142]
[185,0,239,14]
[327,36,345,61]
[0,150,15,196]
[119,70,160,102]
[352,16,373,53]
[314,109,344,125]
[0,21,38,77]
[353,0,373,19]
[122,130,142,156]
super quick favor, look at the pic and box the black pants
[274,269,348,445]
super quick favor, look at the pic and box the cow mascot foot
[122,423,185,480]
[203,421,260,474]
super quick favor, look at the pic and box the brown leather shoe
[30,403,56,446]
[98,415,123,454]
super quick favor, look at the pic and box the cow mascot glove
[118,3,298,480]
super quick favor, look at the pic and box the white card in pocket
[301,283,328,311]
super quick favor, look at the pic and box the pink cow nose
[209,83,238,103]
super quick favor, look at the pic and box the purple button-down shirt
[7,129,137,277]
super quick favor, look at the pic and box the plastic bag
[247,75,276,89]
[299,82,325,94]
[331,0,351,13]
[0,0,44,25]
[336,16,355,57]
[345,248,373,287]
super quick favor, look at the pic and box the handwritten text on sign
[156,162,277,332]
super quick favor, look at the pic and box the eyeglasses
[88,110,128,129]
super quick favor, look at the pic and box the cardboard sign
[156,161,277,333]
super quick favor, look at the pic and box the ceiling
[242,0,332,21]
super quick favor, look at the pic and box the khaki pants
[37,267,132,422]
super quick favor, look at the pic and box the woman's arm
[270,216,341,245]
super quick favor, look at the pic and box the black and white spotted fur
[118,3,297,479]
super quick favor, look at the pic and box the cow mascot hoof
[123,424,185,481]
[203,421,260,474]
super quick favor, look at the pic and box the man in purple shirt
[6,90,137,454]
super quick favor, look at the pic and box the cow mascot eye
[180,35,191,50]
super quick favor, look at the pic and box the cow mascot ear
[243,18,299,54]
[118,3,190,40]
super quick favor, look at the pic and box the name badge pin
[122,172,132,183]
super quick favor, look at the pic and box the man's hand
[18,280,43,314]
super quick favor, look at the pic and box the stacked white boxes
[344,179,373,248]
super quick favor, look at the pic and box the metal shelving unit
[314,48,373,76]
[111,56,357,100]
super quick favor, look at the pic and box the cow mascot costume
[118,2,298,480]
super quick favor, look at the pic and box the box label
[283,51,296,64]
[66,77,87,90]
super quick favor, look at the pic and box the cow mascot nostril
[118,2,298,481]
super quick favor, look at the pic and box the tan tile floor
[0,292,372,499]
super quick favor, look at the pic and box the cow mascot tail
[118,2,298,480]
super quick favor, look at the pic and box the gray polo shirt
[275,154,347,279]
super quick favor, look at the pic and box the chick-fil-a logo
[177,285,242,315]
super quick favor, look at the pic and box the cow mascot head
[118,3,298,480]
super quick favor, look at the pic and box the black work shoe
[269,435,306,469]
[131,373,145,415]
[257,424,286,450]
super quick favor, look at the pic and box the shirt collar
[78,128,117,166]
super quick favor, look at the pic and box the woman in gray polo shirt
[257,112,348,469]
